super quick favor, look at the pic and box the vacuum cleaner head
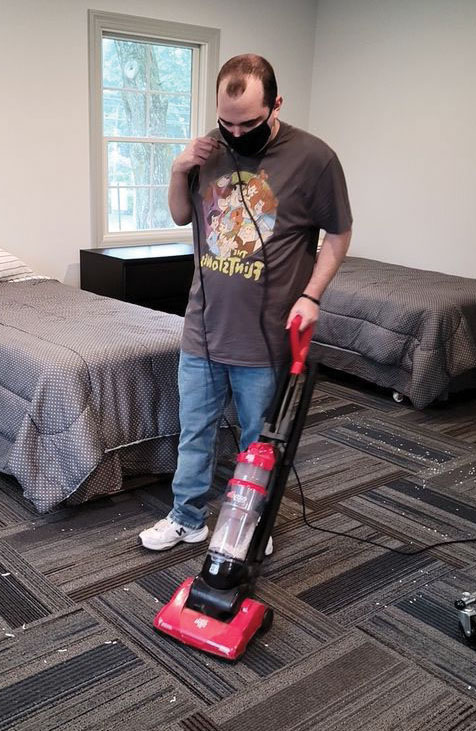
[154,577,272,660]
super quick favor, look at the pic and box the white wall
[0,0,317,284]
[310,0,476,277]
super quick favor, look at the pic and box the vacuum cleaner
[455,591,476,644]
[153,315,317,660]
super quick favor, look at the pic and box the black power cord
[292,464,476,556]
[221,143,279,387]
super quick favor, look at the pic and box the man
[139,54,352,551]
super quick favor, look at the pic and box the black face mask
[218,107,273,157]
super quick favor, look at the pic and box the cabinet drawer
[124,259,194,299]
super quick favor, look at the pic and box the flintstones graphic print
[200,169,278,281]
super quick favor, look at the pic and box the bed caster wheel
[392,391,404,403]
[259,608,274,634]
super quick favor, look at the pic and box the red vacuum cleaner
[153,315,316,660]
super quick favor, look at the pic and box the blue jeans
[169,351,277,529]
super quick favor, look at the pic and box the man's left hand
[286,296,320,331]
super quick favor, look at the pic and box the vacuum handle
[290,315,313,374]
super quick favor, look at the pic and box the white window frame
[88,10,220,247]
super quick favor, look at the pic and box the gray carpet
[1,370,476,730]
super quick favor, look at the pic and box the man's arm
[168,136,220,226]
[168,169,194,226]
[286,229,352,330]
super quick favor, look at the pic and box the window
[89,11,219,246]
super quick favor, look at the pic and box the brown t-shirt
[181,121,352,366]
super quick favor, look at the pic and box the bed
[312,256,476,408]
[0,253,235,513]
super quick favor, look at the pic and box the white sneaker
[265,536,273,556]
[139,516,208,551]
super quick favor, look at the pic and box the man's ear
[274,95,283,114]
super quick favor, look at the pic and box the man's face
[239,223,256,243]
[219,217,233,233]
[216,174,231,189]
[245,183,258,200]
[217,76,278,138]
[217,195,231,212]
[230,187,242,207]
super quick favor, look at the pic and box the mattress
[314,257,476,408]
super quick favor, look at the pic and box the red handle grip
[290,315,313,374]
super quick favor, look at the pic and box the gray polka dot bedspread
[0,279,227,512]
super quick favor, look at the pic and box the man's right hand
[169,137,220,225]
[172,136,220,175]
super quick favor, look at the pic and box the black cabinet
[80,243,194,315]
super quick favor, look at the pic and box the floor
[1,370,476,730]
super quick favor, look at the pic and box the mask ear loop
[266,96,277,122]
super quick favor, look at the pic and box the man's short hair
[216,54,277,110]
